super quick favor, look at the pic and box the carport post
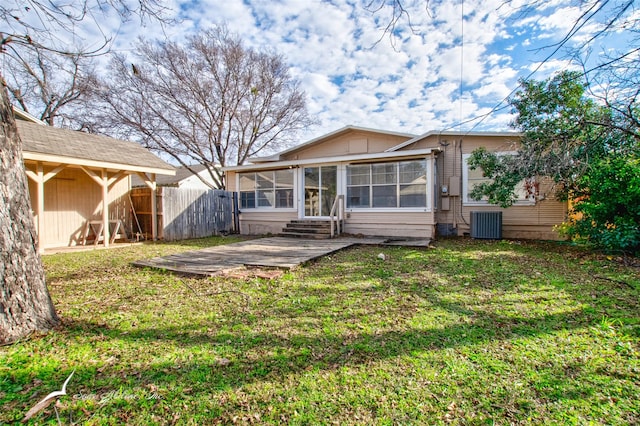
[23,162,65,254]
[101,169,110,248]
[151,173,157,241]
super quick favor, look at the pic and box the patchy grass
[1,237,639,424]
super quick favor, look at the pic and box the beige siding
[239,211,298,235]
[344,211,436,239]
[226,171,238,191]
[229,130,568,241]
[27,167,130,248]
[456,201,568,240]
[281,130,411,161]
[406,135,568,240]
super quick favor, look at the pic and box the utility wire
[442,0,621,135]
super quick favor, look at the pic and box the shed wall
[27,167,131,248]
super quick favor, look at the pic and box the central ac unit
[470,211,502,239]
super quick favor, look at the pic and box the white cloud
[30,0,626,141]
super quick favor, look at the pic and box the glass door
[304,166,337,217]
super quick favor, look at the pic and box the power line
[441,0,628,135]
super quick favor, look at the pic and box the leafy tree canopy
[468,70,638,206]
[468,70,639,252]
[562,155,640,252]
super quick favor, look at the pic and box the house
[15,111,175,252]
[223,126,568,240]
[130,164,218,189]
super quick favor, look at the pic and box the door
[304,166,337,217]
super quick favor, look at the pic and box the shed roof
[16,120,175,175]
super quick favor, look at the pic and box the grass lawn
[1,237,639,425]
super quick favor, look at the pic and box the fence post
[232,192,240,234]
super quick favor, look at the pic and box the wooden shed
[16,117,175,252]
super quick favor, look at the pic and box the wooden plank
[132,237,383,276]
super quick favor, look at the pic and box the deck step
[279,231,332,239]
[281,220,334,239]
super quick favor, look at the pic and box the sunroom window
[399,161,428,207]
[346,164,370,208]
[239,169,294,209]
[372,163,397,207]
[347,159,429,209]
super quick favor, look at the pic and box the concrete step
[287,220,331,226]
[282,228,330,234]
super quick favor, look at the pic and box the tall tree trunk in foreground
[0,81,59,345]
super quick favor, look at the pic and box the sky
[10,0,637,141]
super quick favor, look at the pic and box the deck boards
[133,236,430,276]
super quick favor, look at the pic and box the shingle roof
[16,120,175,172]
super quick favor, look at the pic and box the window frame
[462,152,536,206]
[346,158,431,211]
[238,169,296,210]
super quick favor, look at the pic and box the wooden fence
[130,187,236,241]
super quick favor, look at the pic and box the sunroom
[225,147,439,239]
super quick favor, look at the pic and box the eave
[23,152,176,176]
[223,148,440,172]
[386,130,523,152]
[250,125,417,163]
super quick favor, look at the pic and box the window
[372,163,397,207]
[346,159,429,209]
[239,173,256,208]
[399,161,428,207]
[462,153,535,205]
[239,169,294,209]
[346,164,370,208]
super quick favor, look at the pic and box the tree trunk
[0,80,59,345]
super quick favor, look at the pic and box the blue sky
[36,0,640,139]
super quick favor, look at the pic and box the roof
[249,125,417,163]
[223,147,439,172]
[16,120,175,175]
[131,164,212,187]
[386,130,522,152]
[13,107,47,125]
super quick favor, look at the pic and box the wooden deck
[133,236,429,276]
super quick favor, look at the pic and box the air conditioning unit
[470,211,502,239]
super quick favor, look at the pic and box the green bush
[561,155,640,253]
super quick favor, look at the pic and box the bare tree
[0,0,168,345]
[3,44,99,126]
[88,26,316,189]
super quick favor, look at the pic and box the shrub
[561,155,640,253]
